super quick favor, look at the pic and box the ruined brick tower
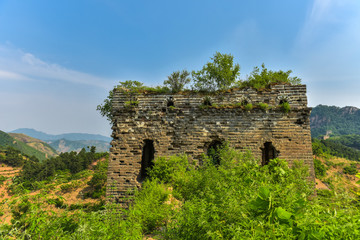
[107,84,314,202]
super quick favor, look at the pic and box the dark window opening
[241,99,249,106]
[167,97,174,107]
[139,140,155,182]
[207,140,224,165]
[279,99,288,105]
[295,118,305,125]
[261,142,278,166]
[203,96,212,106]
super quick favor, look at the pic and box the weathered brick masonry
[107,84,314,202]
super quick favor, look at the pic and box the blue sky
[0,0,359,136]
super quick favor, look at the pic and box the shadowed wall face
[139,140,154,182]
[107,84,314,202]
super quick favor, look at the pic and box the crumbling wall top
[112,84,309,115]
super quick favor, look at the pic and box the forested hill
[310,105,360,138]
[10,128,111,153]
[0,130,56,161]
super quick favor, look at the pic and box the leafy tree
[242,63,301,90]
[96,89,114,123]
[18,147,107,187]
[86,159,108,198]
[192,52,240,91]
[164,70,191,92]
[314,159,326,178]
[3,146,24,167]
[117,80,144,90]
[97,80,144,123]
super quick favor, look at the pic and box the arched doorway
[207,140,224,165]
[261,142,278,166]
[139,140,155,181]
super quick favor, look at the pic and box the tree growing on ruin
[241,63,301,90]
[164,70,191,93]
[192,52,240,92]
[97,80,144,122]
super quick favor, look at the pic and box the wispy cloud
[0,43,114,135]
[298,0,358,45]
[0,44,113,89]
[295,0,360,79]
[0,70,31,81]
[294,0,360,107]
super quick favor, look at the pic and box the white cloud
[0,70,31,81]
[309,0,332,24]
[0,43,114,136]
[0,44,114,89]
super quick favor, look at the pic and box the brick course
[107,84,314,202]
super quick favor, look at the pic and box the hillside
[310,105,360,138]
[1,147,360,239]
[8,133,58,158]
[0,157,107,226]
[0,130,53,161]
[48,139,110,153]
[314,155,360,192]
[11,128,111,142]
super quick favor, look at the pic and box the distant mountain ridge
[10,128,111,142]
[48,139,110,153]
[8,133,58,158]
[310,105,360,138]
[0,130,55,161]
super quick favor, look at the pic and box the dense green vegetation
[97,52,301,123]
[0,130,50,161]
[11,147,108,191]
[2,147,360,239]
[310,105,360,138]
[85,159,108,199]
[312,138,360,161]
[0,147,26,167]
[164,70,191,92]
[192,52,240,91]
[241,63,301,90]
[327,134,360,151]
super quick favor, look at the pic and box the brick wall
[107,84,314,202]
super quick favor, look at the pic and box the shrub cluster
[4,147,360,239]
[97,52,301,122]
[15,147,108,190]
[0,147,25,167]
[312,138,360,161]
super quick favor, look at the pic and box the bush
[280,102,291,113]
[241,63,301,90]
[314,159,326,178]
[124,100,139,108]
[343,164,357,175]
[0,175,6,185]
[60,182,81,193]
[244,103,253,111]
[258,102,268,110]
[5,147,360,239]
[86,159,108,199]
[149,155,191,184]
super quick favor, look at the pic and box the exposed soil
[0,161,104,225]
[314,156,360,193]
